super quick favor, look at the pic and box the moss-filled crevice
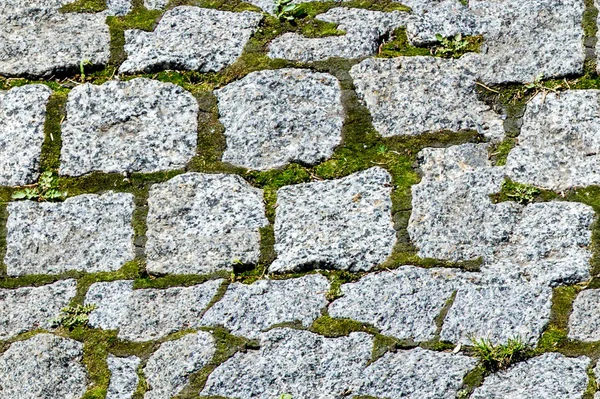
[59,0,108,13]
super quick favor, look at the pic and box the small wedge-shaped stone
[270,167,396,273]
[441,283,552,346]
[357,347,477,398]
[146,173,268,275]
[0,279,76,340]
[568,289,600,342]
[201,274,329,338]
[107,355,141,399]
[119,6,262,74]
[0,334,88,399]
[471,353,590,399]
[201,328,373,398]
[268,8,408,62]
[215,68,344,170]
[5,192,135,276]
[328,266,458,342]
[85,279,223,341]
[350,57,505,140]
[506,91,600,191]
[60,78,198,176]
[144,332,216,399]
[0,85,52,186]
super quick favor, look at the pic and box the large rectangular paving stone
[146,173,268,275]
[85,279,224,341]
[60,78,198,176]
[5,192,135,276]
[0,280,76,340]
[0,85,52,186]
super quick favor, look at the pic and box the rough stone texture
[568,289,600,342]
[357,347,478,398]
[0,0,110,78]
[441,283,552,346]
[107,0,132,16]
[119,7,262,74]
[269,167,396,273]
[248,0,316,14]
[268,8,408,62]
[143,0,168,10]
[350,57,505,140]
[201,274,329,338]
[0,334,88,399]
[215,68,344,170]
[107,355,141,399]
[201,328,373,398]
[409,143,595,287]
[85,279,223,341]
[60,78,198,176]
[506,91,600,191]
[146,173,268,275]
[471,353,590,399]
[0,280,77,340]
[0,85,52,186]
[144,332,216,399]
[328,266,458,342]
[5,192,135,276]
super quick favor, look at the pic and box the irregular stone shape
[146,173,268,275]
[441,283,552,346]
[0,85,52,186]
[505,91,600,191]
[471,353,590,399]
[269,167,396,273]
[357,347,477,398]
[350,57,505,140]
[0,280,77,340]
[0,1,110,78]
[60,78,198,176]
[201,328,373,398]
[143,0,167,9]
[201,274,329,338]
[85,279,223,341]
[328,266,458,342]
[144,332,216,399]
[5,192,135,276]
[215,68,344,170]
[268,8,408,62]
[107,355,141,399]
[107,0,132,15]
[119,6,262,74]
[0,334,88,399]
[568,289,600,342]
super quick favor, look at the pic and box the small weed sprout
[51,304,97,329]
[275,0,300,21]
[434,33,472,58]
[79,59,92,82]
[12,171,67,202]
[278,395,293,399]
[502,180,540,205]
[377,144,388,155]
[471,337,530,371]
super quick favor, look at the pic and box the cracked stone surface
[0,334,88,399]
[0,0,110,78]
[0,279,77,340]
[215,68,344,170]
[5,192,135,276]
[119,6,262,74]
[201,328,373,399]
[506,91,600,191]
[146,173,268,275]
[107,355,141,399]
[269,167,396,273]
[350,57,505,140]
[0,84,52,186]
[568,289,600,342]
[144,332,216,399]
[471,353,590,399]
[60,78,198,176]
[268,8,408,62]
[357,347,478,399]
[200,274,329,338]
[328,266,459,342]
[85,279,223,341]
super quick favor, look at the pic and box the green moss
[39,92,67,173]
[584,365,598,399]
[488,138,516,166]
[59,0,107,13]
[491,179,546,205]
[537,285,580,352]
[377,27,431,58]
[310,315,378,337]
[583,0,599,39]
[459,366,486,397]
[166,0,262,12]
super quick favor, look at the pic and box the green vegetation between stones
[471,337,532,372]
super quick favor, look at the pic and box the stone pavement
[1,0,600,398]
